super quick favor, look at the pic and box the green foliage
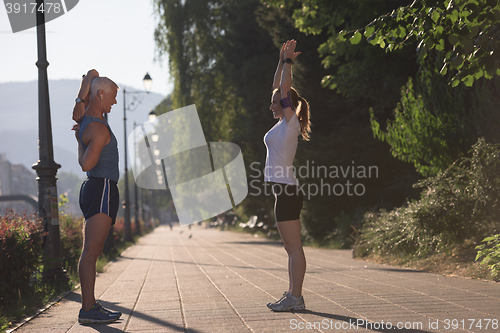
[258,1,422,237]
[370,77,457,176]
[0,211,153,330]
[58,193,69,214]
[266,0,500,181]
[0,210,44,308]
[154,0,424,240]
[265,0,417,109]
[371,53,500,176]
[358,139,500,256]
[59,214,84,277]
[476,233,500,279]
[58,193,68,208]
[340,0,500,87]
[304,210,363,249]
[154,0,281,218]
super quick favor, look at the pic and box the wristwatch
[283,58,293,64]
[75,97,85,104]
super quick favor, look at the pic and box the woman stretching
[265,40,311,311]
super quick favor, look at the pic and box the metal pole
[133,121,141,234]
[123,89,133,242]
[142,188,148,228]
[32,0,67,282]
[102,93,112,254]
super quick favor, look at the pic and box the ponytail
[273,87,312,141]
[290,87,311,141]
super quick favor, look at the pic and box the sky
[0,0,173,96]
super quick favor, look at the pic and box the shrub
[413,138,500,244]
[0,210,44,308]
[59,214,84,277]
[358,139,500,257]
[476,234,500,280]
[113,217,125,243]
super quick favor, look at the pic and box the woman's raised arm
[272,43,285,90]
[280,40,301,122]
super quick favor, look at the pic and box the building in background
[0,153,38,213]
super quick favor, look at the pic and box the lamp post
[123,74,152,242]
[133,121,141,235]
[148,109,157,123]
[32,0,67,282]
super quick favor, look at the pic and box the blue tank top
[79,115,120,182]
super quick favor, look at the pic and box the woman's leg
[277,219,306,298]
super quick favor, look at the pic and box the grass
[355,239,495,281]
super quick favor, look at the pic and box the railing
[0,195,38,213]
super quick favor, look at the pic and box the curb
[6,285,80,333]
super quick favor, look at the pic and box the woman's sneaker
[267,291,289,309]
[267,292,305,312]
[78,303,121,324]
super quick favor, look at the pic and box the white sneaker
[267,292,305,311]
[267,291,288,309]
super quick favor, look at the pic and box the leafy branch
[476,233,500,280]
[339,0,500,87]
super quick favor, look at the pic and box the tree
[259,1,422,240]
[336,0,500,175]
[340,0,500,87]
[153,0,424,241]
[270,0,500,176]
[370,54,500,176]
[263,0,416,109]
[154,0,280,221]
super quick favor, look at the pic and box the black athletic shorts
[79,177,119,224]
[272,183,304,222]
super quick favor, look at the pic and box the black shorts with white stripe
[79,177,119,224]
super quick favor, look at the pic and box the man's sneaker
[78,303,121,324]
[267,292,305,312]
[95,301,122,317]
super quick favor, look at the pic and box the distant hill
[0,80,166,176]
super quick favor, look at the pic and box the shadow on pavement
[65,292,203,333]
[368,267,427,274]
[223,240,283,246]
[297,310,432,333]
[117,256,265,271]
[78,322,125,333]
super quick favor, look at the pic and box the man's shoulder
[83,119,110,140]
[86,119,108,130]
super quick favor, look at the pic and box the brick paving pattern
[13,224,500,333]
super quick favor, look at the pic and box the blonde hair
[273,87,311,141]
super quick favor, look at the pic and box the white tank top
[263,114,300,185]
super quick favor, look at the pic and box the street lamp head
[148,109,157,123]
[143,72,153,92]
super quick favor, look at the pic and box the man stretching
[72,69,122,324]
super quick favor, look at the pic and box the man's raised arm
[72,69,99,123]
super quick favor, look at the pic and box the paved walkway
[13,223,500,333]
